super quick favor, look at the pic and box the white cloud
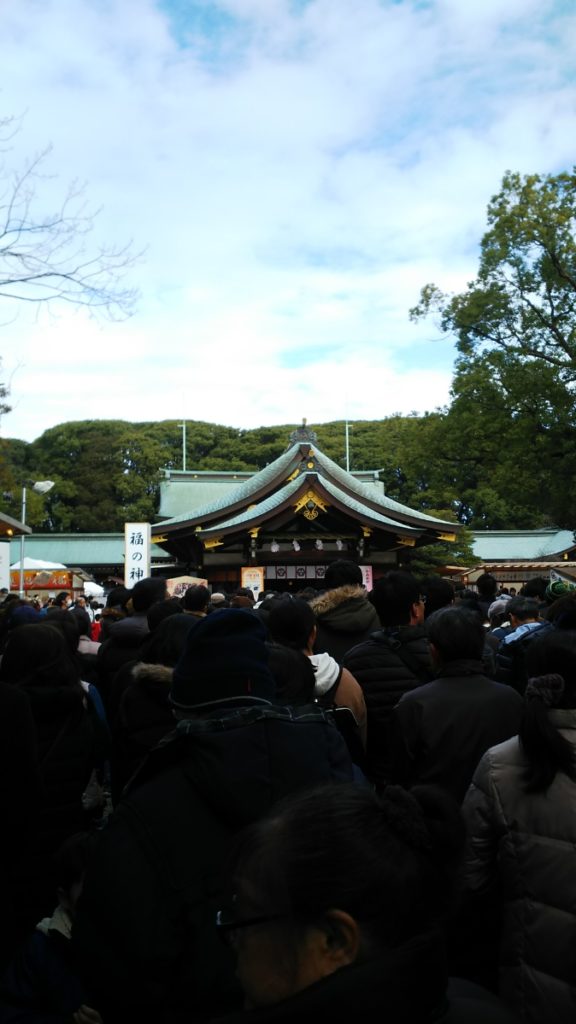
[1,0,575,442]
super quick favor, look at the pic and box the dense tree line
[0,403,568,539]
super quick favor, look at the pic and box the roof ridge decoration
[288,418,318,448]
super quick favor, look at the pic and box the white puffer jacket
[462,709,576,1024]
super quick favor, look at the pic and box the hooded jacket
[72,700,354,1024]
[310,586,380,662]
[462,711,576,1023]
[110,662,176,800]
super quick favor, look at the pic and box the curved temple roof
[154,440,457,541]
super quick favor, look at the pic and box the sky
[2,0,576,444]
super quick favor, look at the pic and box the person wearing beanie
[170,608,276,709]
[72,610,354,1024]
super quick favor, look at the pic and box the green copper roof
[312,448,454,527]
[320,478,420,533]
[201,476,303,534]
[200,473,421,537]
[472,530,576,561]
[156,444,302,527]
[10,533,172,566]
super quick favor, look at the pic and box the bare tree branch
[0,130,141,320]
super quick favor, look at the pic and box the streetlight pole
[18,480,55,598]
[18,485,28,598]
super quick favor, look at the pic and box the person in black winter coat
[0,682,43,971]
[110,613,198,800]
[343,571,433,784]
[0,624,103,936]
[72,610,354,1024]
[390,606,523,802]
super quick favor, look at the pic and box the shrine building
[151,425,460,592]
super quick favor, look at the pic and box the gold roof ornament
[294,488,329,521]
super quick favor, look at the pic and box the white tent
[83,580,105,598]
[10,557,67,570]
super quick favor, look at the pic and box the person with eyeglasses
[210,782,516,1023]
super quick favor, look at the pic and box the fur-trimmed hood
[128,662,174,700]
[310,585,380,634]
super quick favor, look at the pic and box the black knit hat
[170,608,276,709]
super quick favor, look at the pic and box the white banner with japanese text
[124,522,151,588]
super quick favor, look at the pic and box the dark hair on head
[475,573,497,599]
[54,592,71,607]
[45,606,81,638]
[265,642,316,705]
[268,598,316,650]
[426,605,485,662]
[507,596,540,622]
[520,631,576,791]
[182,585,211,613]
[131,577,167,613]
[139,613,198,667]
[421,577,455,617]
[544,594,576,630]
[44,607,83,652]
[105,586,131,610]
[146,597,183,633]
[0,623,81,692]
[369,571,420,626]
[71,605,92,637]
[520,577,548,600]
[230,782,464,951]
[324,560,362,590]
[235,587,254,602]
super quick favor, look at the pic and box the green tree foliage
[25,421,182,531]
[399,513,479,578]
[411,168,576,378]
[410,166,576,529]
[0,362,10,420]
[433,352,576,528]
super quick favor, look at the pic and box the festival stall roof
[152,430,460,564]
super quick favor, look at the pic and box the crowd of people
[0,562,575,1023]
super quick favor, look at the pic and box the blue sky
[2,0,576,442]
